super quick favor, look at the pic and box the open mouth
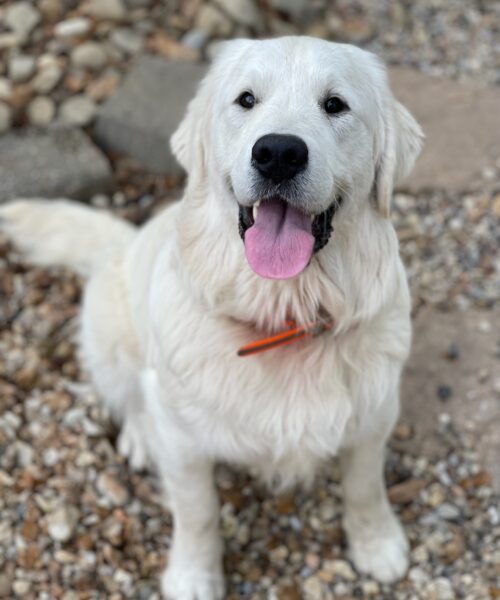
[238,197,342,280]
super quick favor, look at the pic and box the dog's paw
[347,515,409,583]
[117,419,149,471]
[161,567,225,600]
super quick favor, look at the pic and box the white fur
[0,37,423,600]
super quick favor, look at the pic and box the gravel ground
[0,175,499,599]
[1,0,500,599]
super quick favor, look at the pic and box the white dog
[1,37,423,599]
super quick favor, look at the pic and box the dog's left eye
[237,92,256,109]
[324,96,349,115]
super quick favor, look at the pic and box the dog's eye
[237,92,256,109]
[324,96,349,115]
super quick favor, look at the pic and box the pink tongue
[244,199,315,279]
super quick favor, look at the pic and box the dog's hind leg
[80,260,149,470]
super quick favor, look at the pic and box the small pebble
[5,2,41,39]
[83,0,126,21]
[47,505,79,542]
[32,63,63,93]
[322,559,356,581]
[59,94,97,126]
[444,342,460,360]
[0,77,13,100]
[54,18,91,38]
[12,580,31,596]
[71,42,108,70]
[27,96,56,126]
[437,384,453,401]
[96,472,129,506]
[8,55,36,83]
[110,28,145,55]
[437,502,461,521]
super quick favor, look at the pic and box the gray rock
[0,126,113,202]
[4,2,41,39]
[390,68,500,193]
[71,42,108,70]
[54,17,91,38]
[95,57,207,175]
[109,28,144,55]
[59,95,97,126]
[47,505,79,542]
[27,96,56,126]
[0,102,12,133]
[32,63,63,93]
[8,54,36,83]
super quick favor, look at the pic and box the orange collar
[237,314,334,357]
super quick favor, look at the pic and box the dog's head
[172,37,423,281]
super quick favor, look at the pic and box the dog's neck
[176,184,402,334]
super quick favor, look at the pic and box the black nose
[252,134,308,183]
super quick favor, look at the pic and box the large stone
[390,68,500,193]
[95,56,206,175]
[397,307,500,491]
[0,126,113,203]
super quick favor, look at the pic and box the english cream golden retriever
[1,37,423,599]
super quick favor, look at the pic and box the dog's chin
[237,195,342,280]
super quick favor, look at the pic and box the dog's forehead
[218,37,382,104]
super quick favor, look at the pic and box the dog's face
[172,37,423,280]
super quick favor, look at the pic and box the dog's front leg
[159,456,225,600]
[340,435,409,583]
[141,369,225,599]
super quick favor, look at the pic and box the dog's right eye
[237,92,255,109]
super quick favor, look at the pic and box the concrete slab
[0,126,113,203]
[390,68,500,193]
[94,56,207,176]
[397,307,500,490]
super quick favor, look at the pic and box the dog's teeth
[253,203,260,220]
[310,215,315,222]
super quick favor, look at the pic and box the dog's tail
[0,198,136,277]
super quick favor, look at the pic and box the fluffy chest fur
[125,200,411,488]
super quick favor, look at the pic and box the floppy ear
[170,81,210,178]
[171,39,253,180]
[374,99,424,218]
